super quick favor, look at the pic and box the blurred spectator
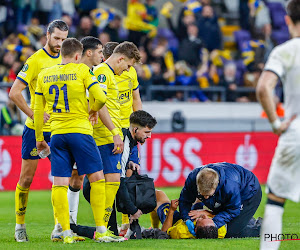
[36,0,54,25]
[148,37,175,85]
[14,0,36,26]
[75,16,98,41]
[98,32,111,45]
[77,0,97,18]
[178,23,203,68]
[124,0,157,46]
[62,14,76,38]
[0,99,22,135]
[145,0,159,27]
[198,5,222,52]
[61,0,75,17]
[161,2,196,42]
[219,62,240,102]
[103,15,122,43]
[239,0,250,30]
[0,0,15,38]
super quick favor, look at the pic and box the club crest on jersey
[98,74,106,83]
[22,64,29,72]
[89,69,95,76]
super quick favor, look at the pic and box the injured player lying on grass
[70,190,262,239]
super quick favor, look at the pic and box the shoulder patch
[22,64,29,72]
[89,69,95,76]
[98,74,106,83]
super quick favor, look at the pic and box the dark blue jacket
[179,162,260,228]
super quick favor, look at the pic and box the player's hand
[185,219,196,237]
[36,140,49,154]
[273,114,297,135]
[188,209,212,220]
[89,110,98,126]
[170,199,179,211]
[130,209,143,223]
[112,134,123,154]
[127,161,140,171]
[43,112,50,123]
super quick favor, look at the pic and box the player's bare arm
[257,71,296,135]
[9,79,50,123]
[9,79,34,119]
[132,88,142,111]
[161,199,178,232]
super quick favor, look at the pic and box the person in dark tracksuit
[70,110,157,239]
[179,162,262,238]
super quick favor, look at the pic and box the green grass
[0,187,299,249]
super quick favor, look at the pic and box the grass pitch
[0,187,299,249]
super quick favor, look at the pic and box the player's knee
[267,191,286,205]
[19,176,33,188]
[70,175,84,190]
[155,190,170,207]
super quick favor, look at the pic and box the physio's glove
[185,219,196,236]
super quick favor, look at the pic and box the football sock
[67,185,80,224]
[90,179,106,231]
[122,214,129,225]
[104,182,120,227]
[52,185,70,232]
[150,210,160,228]
[15,183,29,225]
[260,203,284,250]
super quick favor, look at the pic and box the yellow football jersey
[92,63,123,146]
[16,48,62,132]
[167,219,226,239]
[34,63,106,141]
[116,66,139,128]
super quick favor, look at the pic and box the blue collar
[43,48,60,59]
[105,63,116,75]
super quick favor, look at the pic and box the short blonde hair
[196,168,219,194]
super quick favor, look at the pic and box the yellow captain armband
[110,128,119,136]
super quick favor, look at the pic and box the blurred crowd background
[0,0,288,134]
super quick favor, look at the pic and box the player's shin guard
[51,185,70,232]
[104,182,120,227]
[67,186,80,224]
[260,202,284,250]
[150,210,160,228]
[90,179,106,229]
[15,183,29,225]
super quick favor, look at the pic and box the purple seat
[267,2,287,30]
[272,29,290,45]
[157,28,175,39]
[234,30,251,51]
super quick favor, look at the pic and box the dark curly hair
[130,110,157,129]
[195,225,218,239]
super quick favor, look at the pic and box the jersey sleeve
[82,65,107,111]
[93,66,109,95]
[264,45,291,79]
[16,56,38,86]
[132,67,139,90]
[34,73,45,141]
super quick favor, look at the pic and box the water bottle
[39,142,51,159]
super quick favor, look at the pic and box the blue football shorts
[98,143,122,175]
[21,125,51,160]
[157,202,181,225]
[51,133,103,177]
